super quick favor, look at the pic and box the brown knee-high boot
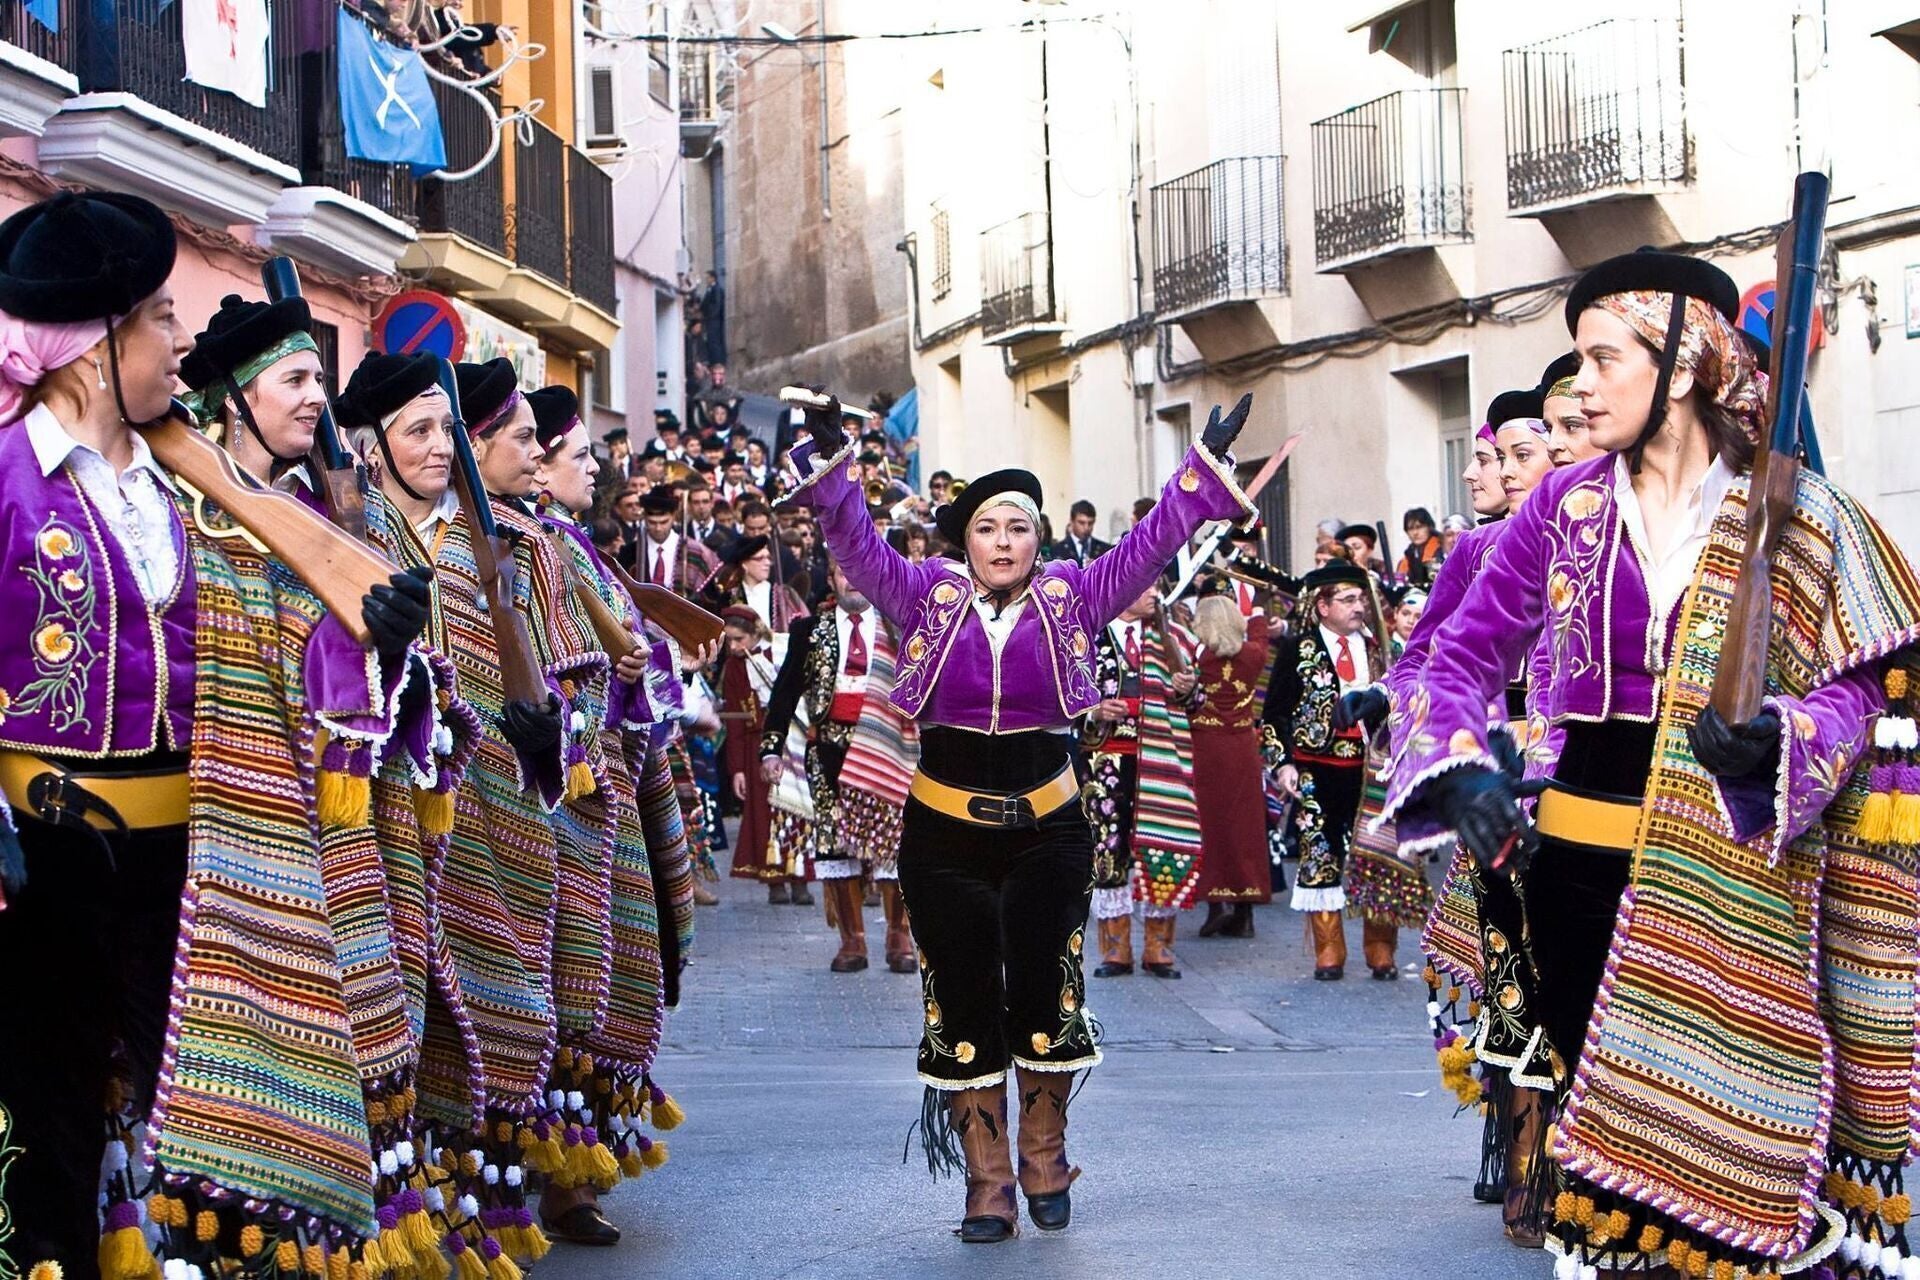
[1142,915,1181,979]
[951,1084,1017,1242]
[1092,915,1133,978]
[825,878,868,973]
[1362,917,1399,979]
[880,880,916,973]
[1015,1068,1080,1231]
[1307,910,1346,979]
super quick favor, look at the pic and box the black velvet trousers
[898,728,1098,1089]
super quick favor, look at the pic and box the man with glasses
[1261,561,1385,980]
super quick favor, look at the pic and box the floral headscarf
[1593,290,1766,429]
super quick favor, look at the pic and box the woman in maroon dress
[719,605,784,892]
[1189,589,1273,937]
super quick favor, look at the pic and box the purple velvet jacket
[1382,454,1886,857]
[0,420,395,761]
[783,439,1254,732]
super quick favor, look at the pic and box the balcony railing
[1311,88,1469,267]
[417,78,508,257]
[568,146,617,313]
[1152,155,1287,317]
[980,212,1054,339]
[77,0,300,167]
[3,0,77,73]
[297,46,415,223]
[510,118,568,286]
[1503,19,1687,211]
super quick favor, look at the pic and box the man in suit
[1047,499,1111,566]
[635,486,720,595]
[685,477,736,558]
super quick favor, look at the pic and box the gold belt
[0,751,190,833]
[909,764,1080,829]
[1534,786,1641,851]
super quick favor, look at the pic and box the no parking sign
[1738,281,1824,357]
[374,290,467,360]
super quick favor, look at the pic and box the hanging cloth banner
[338,7,448,172]
[182,0,269,108]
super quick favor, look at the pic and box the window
[1369,0,1457,84]
[310,319,340,395]
[648,54,671,108]
[588,65,621,144]
[1436,363,1471,520]
[595,340,626,414]
[930,203,951,301]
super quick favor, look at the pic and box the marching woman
[1189,585,1273,938]
[780,390,1256,1242]
[0,193,429,1277]
[1381,249,1920,1277]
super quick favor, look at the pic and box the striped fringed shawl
[146,539,378,1236]
[1131,624,1203,908]
[1556,469,1920,1261]
[1343,769,1433,929]
[833,625,919,872]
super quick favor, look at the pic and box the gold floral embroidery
[956,1041,976,1064]
[15,515,98,733]
[932,581,961,605]
[1030,1032,1051,1056]
[1448,728,1481,755]
[1042,578,1069,600]
[1179,468,1199,493]
[1561,487,1603,521]
[1548,571,1574,613]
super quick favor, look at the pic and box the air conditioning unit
[585,64,624,149]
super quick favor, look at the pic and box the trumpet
[865,478,890,506]
[947,478,967,498]
[663,459,697,486]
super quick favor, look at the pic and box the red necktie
[1335,635,1357,683]
[652,547,667,586]
[1125,627,1142,672]
[1237,581,1254,616]
[845,611,869,677]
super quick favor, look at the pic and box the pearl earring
[92,357,106,390]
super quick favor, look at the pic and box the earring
[92,357,107,390]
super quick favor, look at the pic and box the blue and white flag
[338,8,447,173]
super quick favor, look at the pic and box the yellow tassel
[411,1242,449,1280]
[1890,668,1911,700]
[485,1254,522,1280]
[402,1213,441,1273]
[303,1243,327,1277]
[1858,790,1897,841]
[350,1266,370,1280]
[584,1140,622,1191]
[619,1149,644,1178]
[1688,1250,1708,1278]
[359,1236,387,1278]
[1573,1195,1595,1227]
[451,1247,486,1280]
[1554,1191,1577,1223]
[1892,792,1920,845]
[652,1094,686,1131]
[1638,1224,1665,1252]
[411,787,454,835]
[317,768,372,829]
[1667,1240,1689,1268]
[519,1226,551,1264]
[144,1196,176,1229]
[641,1138,669,1169]
[565,760,597,801]
[329,1249,351,1280]
[97,1228,161,1280]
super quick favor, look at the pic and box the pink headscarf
[0,307,108,423]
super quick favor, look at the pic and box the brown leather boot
[1307,910,1346,979]
[1142,915,1181,979]
[951,1084,1016,1242]
[881,881,916,973]
[1363,917,1399,980]
[1092,915,1133,978]
[1014,1068,1079,1231]
[826,878,868,973]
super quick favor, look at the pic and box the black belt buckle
[27,771,130,841]
[967,792,1036,829]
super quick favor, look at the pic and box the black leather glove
[1428,765,1537,876]
[500,692,563,755]
[1333,688,1390,733]
[396,653,432,725]
[1199,392,1253,459]
[801,391,845,456]
[362,566,434,661]
[1687,705,1782,779]
[0,820,24,907]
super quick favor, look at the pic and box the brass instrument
[662,459,697,487]
[947,478,967,498]
[865,478,889,507]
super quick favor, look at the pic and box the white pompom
[549,1090,566,1109]
[1901,718,1920,751]
[566,1090,585,1112]
[395,1139,415,1166]
[1899,1253,1920,1280]
[425,1185,446,1212]
[379,1149,399,1176]
[505,1165,523,1187]
[1425,1000,1442,1019]
[1879,1242,1906,1275]
[1553,1255,1579,1280]
[459,1193,480,1219]
[1840,1232,1862,1262]
[1877,718,1899,749]
[1578,1265,1598,1280]
[570,711,586,733]
[482,1163,500,1185]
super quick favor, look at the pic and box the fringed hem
[1011,1049,1102,1074]
[1370,749,1501,834]
[917,1068,1008,1091]
[1289,885,1347,912]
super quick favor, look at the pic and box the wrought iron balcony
[76,0,300,166]
[1503,19,1688,212]
[567,145,617,314]
[3,0,77,74]
[510,118,569,286]
[417,78,508,258]
[980,212,1055,341]
[296,47,415,225]
[1152,155,1287,318]
[1311,88,1469,269]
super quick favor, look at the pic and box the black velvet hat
[1333,523,1377,547]
[179,294,313,392]
[604,426,630,444]
[639,488,680,516]
[455,357,518,433]
[527,385,580,452]
[1538,350,1581,396]
[1486,387,1545,428]
[1564,249,1739,333]
[654,409,680,432]
[336,351,442,428]
[638,439,667,460]
[721,534,770,567]
[1300,561,1370,594]
[0,192,176,323]
[935,467,1043,544]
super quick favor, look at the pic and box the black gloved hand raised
[1687,705,1782,779]
[1199,392,1253,459]
[0,821,24,908]
[362,565,435,661]
[801,390,845,457]
[500,692,564,755]
[1333,687,1390,734]
[1428,765,1537,876]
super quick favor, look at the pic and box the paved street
[570,852,1544,1279]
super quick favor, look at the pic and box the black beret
[179,294,312,392]
[455,357,518,431]
[337,351,442,429]
[935,467,1044,545]
[1486,387,1545,428]
[721,452,744,468]
[1301,561,1371,594]
[526,385,579,452]
[1564,249,1739,334]
[1334,524,1377,546]
[0,192,176,323]
[1538,350,1581,395]
[654,409,680,430]
[638,439,667,460]
[639,488,680,516]
[722,534,770,567]
[603,426,629,444]
[1228,521,1263,543]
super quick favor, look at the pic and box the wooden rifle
[537,507,643,661]
[259,256,368,541]
[140,400,395,645]
[438,358,550,707]
[1708,171,1830,726]
[605,557,726,653]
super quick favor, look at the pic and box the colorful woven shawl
[1344,769,1433,928]
[834,625,919,873]
[1132,624,1203,908]
[1556,470,1920,1261]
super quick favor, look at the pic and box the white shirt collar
[25,403,175,489]
[414,487,460,535]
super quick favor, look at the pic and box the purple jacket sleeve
[1384,528,1484,710]
[1718,662,1884,857]
[780,439,937,629]
[1074,445,1257,627]
[306,613,411,741]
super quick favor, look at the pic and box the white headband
[973,491,1041,527]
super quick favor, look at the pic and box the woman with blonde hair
[1189,587,1272,938]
